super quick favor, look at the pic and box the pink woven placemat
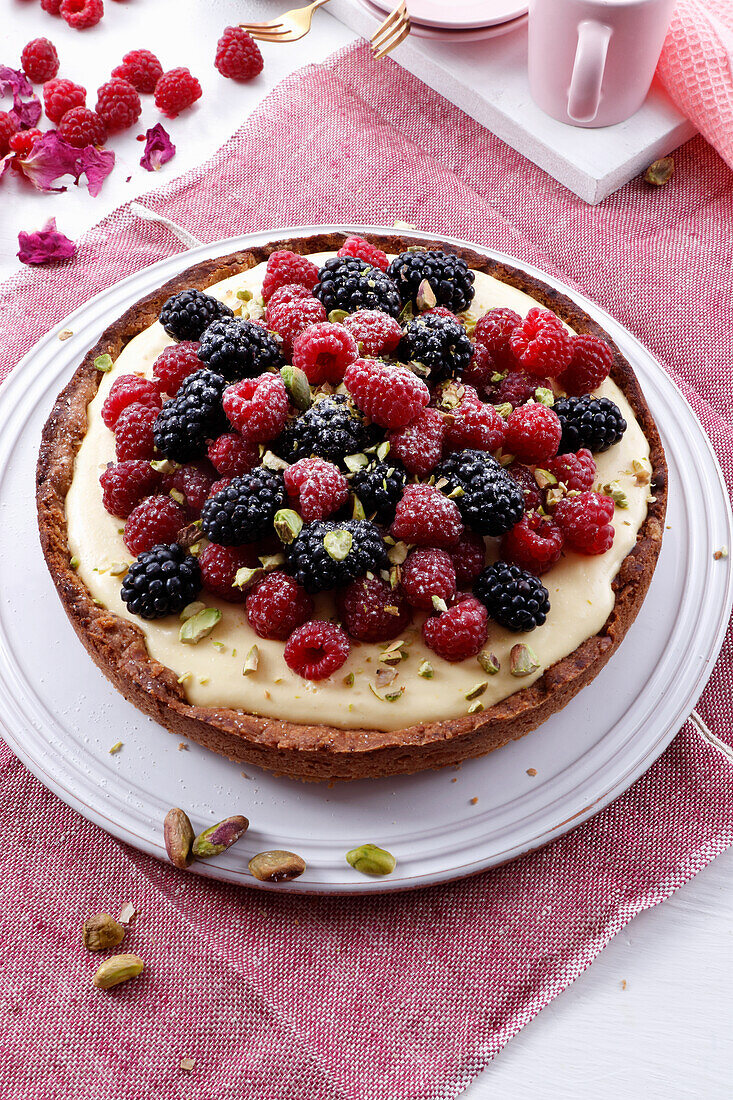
[1,44,732,1100]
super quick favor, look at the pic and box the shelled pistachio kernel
[93,953,144,989]
[82,913,125,952]
[164,806,195,870]
[248,850,306,882]
[192,815,249,859]
[510,643,540,677]
[179,607,221,645]
[346,843,396,876]
[478,650,500,675]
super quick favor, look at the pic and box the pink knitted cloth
[1,44,732,1100]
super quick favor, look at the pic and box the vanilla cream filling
[65,253,650,732]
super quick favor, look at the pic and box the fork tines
[370,1,411,59]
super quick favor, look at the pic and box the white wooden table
[3,2,732,1094]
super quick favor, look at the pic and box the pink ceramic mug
[528,0,677,127]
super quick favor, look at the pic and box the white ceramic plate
[1,226,731,896]
[369,0,528,30]
[358,0,528,40]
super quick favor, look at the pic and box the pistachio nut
[192,815,249,859]
[416,278,437,311]
[82,913,126,952]
[643,156,674,186]
[93,953,144,989]
[248,850,306,882]
[94,353,114,372]
[179,607,221,645]
[510,643,540,677]
[323,528,352,561]
[477,650,500,675]
[274,508,303,545]
[346,843,397,876]
[280,365,312,410]
[164,807,195,870]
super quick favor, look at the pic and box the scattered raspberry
[43,78,86,124]
[444,394,505,453]
[114,402,159,461]
[342,310,402,357]
[501,512,564,575]
[504,403,562,464]
[60,0,104,30]
[123,494,186,556]
[557,334,613,396]
[261,250,320,303]
[292,322,357,385]
[424,306,461,324]
[223,373,289,442]
[267,297,326,357]
[422,595,488,662]
[264,283,311,326]
[199,543,259,602]
[284,620,350,681]
[473,307,521,368]
[95,78,141,132]
[490,370,551,409]
[207,432,258,478]
[154,68,202,118]
[8,128,43,156]
[337,575,411,642]
[152,342,201,397]
[283,457,349,522]
[215,27,263,82]
[509,307,573,377]
[40,0,63,13]
[506,462,543,511]
[21,38,59,83]
[401,548,456,610]
[336,236,389,272]
[112,49,163,94]
[450,530,486,587]
[101,374,161,429]
[246,572,313,638]
[58,106,107,147]
[344,359,430,430]
[554,490,615,555]
[162,462,216,519]
[388,406,445,477]
[208,476,232,497]
[100,460,160,518]
[462,343,494,394]
[0,113,19,156]
[547,448,596,492]
[390,484,463,548]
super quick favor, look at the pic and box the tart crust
[36,232,667,781]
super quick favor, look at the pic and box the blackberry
[555,395,627,454]
[437,449,524,537]
[153,369,228,462]
[313,257,401,317]
[388,249,475,313]
[276,394,378,467]
[398,314,473,381]
[351,460,408,524]
[473,561,550,633]
[197,318,283,382]
[200,468,287,545]
[159,289,233,342]
[121,543,201,620]
[288,519,387,594]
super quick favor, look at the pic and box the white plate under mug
[0,225,730,895]
[368,0,528,30]
[357,0,528,40]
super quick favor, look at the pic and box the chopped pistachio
[602,481,628,508]
[58,329,73,341]
[179,607,221,645]
[387,541,409,565]
[545,486,565,508]
[631,457,652,485]
[233,565,264,591]
[418,660,434,679]
[343,672,354,687]
[375,666,398,688]
[109,741,123,755]
[714,546,729,561]
[280,365,312,411]
[495,403,513,419]
[467,700,484,714]
[261,450,289,472]
[259,553,286,572]
[69,555,80,570]
[180,600,206,622]
[465,681,488,701]
[352,494,366,521]
[376,440,390,461]
[94,353,114,372]
[379,641,406,664]
[383,604,400,616]
[431,595,448,613]
[150,458,177,475]
[243,644,259,675]
[344,452,369,473]
[534,468,557,489]
[346,843,396,875]
[416,278,437,311]
[236,288,253,301]
[447,486,465,499]
[324,528,352,560]
[498,452,515,466]
[478,650,500,675]
[211,640,226,652]
[384,688,405,702]
[328,308,349,324]
[510,643,540,677]
[389,565,401,589]
[168,488,185,505]
[534,387,554,407]
[490,370,508,384]
[274,509,303,545]
[177,672,192,684]
[643,156,674,186]
[107,561,129,576]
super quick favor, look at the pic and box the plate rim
[366,0,528,31]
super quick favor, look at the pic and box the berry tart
[37,232,667,781]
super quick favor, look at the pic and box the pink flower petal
[78,144,115,197]
[10,97,42,130]
[140,123,176,171]
[0,65,42,131]
[0,65,33,101]
[17,218,77,265]
[0,152,13,183]
[15,131,115,196]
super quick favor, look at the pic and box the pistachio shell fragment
[192,815,249,859]
[346,843,396,876]
[83,913,126,952]
[510,643,540,677]
[164,807,195,870]
[179,607,221,645]
[248,850,306,882]
[93,953,144,989]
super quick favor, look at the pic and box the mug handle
[567,19,613,124]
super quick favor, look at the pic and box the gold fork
[240,0,332,42]
[370,1,411,59]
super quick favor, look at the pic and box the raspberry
[262,251,320,303]
[506,463,543,511]
[553,491,615,555]
[342,310,402,358]
[444,395,505,454]
[154,68,202,118]
[223,373,289,442]
[422,595,488,662]
[162,462,216,519]
[558,334,614,396]
[115,402,159,461]
[547,448,596,492]
[95,78,141,132]
[40,0,63,13]
[344,359,430,430]
[111,49,163,94]
[504,403,562,465]
[8,128,42,156]
[450,531,486,587]
[152,342,201,396]
[100,460,160,518]
[501,512,564,575]
[21,38,59,83]
[60,0,104,29]
[102,374,161,430]
[401,548,456,610]
[336,236,389,272]
[337,575,411,642]
[284,621,350,681]
[462,343,494,394]
[509,307,573,377]
[246,572,313,639]
[43,78,85,125]
[264,283,311,325]
[388,407,445,477]
[292,322,357,386]
[199,543,259,602]
[268,297,327,358]
[208,477,232,497]
[390,484,463,548]
[58,106,107,147]
[207,433,258,478]
[215,27,263,82]
[473,307,521,368]
[123,494,186,556]
[490,370,551,409]
[0,113,19,156]
[283,457,349,522]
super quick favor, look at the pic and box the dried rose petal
[0,65,33,101]
[140,123,175,172]
[17,217,76,265]
[15,131,114,196]
[0,65,42,130]
[78,144,115,197]
[0,152,12,183]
